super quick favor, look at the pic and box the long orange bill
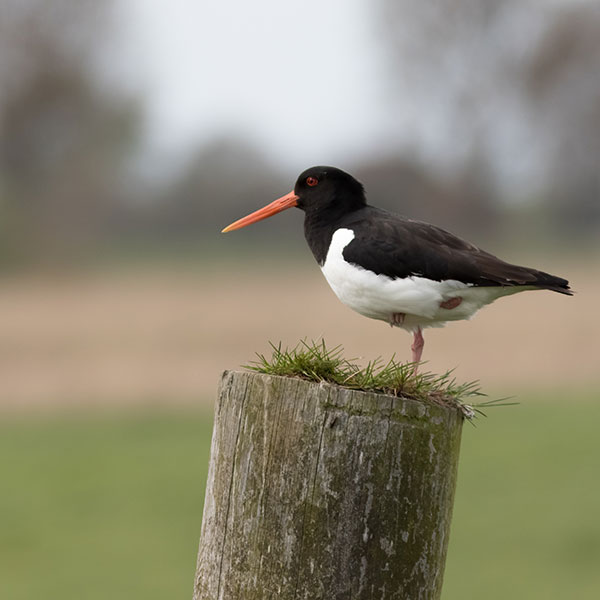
[221,191,299,233]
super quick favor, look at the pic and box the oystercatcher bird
[222,166,572,368]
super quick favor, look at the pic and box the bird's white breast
[320,228,518,330]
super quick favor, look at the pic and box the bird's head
[222,166,365,233]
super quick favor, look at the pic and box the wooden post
[193,370,464,600]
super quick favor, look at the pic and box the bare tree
[376,0,600,233]
[147,136,289,238]
[0,1,140,265]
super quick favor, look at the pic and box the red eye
[306,176,319,187]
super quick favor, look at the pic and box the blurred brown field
[1,255,597,413]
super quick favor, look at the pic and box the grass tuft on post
[246,339,501,419]
[193,341,487,599]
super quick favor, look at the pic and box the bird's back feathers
[339,207,572,295]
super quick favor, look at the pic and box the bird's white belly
[320,228,520,330]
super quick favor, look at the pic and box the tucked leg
[411,326,425,368]
[390,312,405,327]
[440,296,463,310]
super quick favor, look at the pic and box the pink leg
[411,327,424,370]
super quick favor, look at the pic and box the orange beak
[221,191,299,233]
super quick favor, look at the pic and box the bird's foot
[390,312,406,327]
[440,296,463,310]
[411,327,424,372]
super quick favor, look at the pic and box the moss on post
[193,370,464,600]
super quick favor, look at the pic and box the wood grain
[194,371,464,599]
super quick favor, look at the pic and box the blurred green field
[1,392,599,600]
[0,412,214,600]
[445,390,600,599]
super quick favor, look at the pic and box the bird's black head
[221,166,366,234]
[293,166,366,216]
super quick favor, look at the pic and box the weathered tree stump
[193,370,464,600]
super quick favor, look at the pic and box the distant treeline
[1,0,598,267]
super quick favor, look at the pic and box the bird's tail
[521,269,573,295]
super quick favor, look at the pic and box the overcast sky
[115,0,388,171]
[108,0,597,203]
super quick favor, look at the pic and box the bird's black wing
[341,207,572,294]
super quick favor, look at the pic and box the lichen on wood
[194,370,464,600]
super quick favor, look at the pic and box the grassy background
[0,412,213,600]
[1,392,599,599]
[445,391,600,599]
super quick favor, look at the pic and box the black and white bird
[222,166,572,368]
